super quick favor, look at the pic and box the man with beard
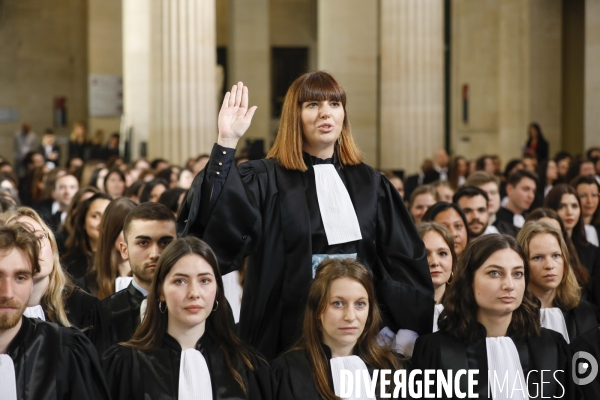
[0,223,109,399]
[453,186,497,238]
[100,202,176,349]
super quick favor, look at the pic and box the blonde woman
[517,221,598,343]
[1,207,106,345]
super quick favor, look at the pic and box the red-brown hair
[267,71,363,171]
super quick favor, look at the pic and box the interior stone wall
[0,0,88,165]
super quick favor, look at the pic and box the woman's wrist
[217,136,239,149]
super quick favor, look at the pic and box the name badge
[312,253,357,278]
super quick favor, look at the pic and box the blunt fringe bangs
[267,71,363,171]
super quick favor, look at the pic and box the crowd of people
[1,71,600,399]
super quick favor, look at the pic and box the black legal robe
[98,281,145,355]
[561,300,599,341]
[577,243,600,278]
[6,316,110,400]
[570,325,600,399]
[411,325,573,400]
[102,332,272,400]
[493,207,522,237]
[37,286,108,355]
[177,144,434,360]
[271,346,404,400]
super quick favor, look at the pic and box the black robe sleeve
[244,355,274,400]
[411,333,443,371]
[373,174,434,334]
[57,326,111,400]
[270,351,322,400]
[102,345,140,400]
[177,144,263,275]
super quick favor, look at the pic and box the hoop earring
[212,300,219,312]
[446,271,454,285]
[337,135,343,146]
[159,301,167,313]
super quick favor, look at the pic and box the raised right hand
[217,82,257,148]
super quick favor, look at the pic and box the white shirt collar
[131,278,149,297]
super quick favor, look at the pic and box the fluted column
[317,0,378,165]
[380,0,444,173]
[123,0,216,163]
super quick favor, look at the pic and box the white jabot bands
[433,304,444,333]
[140,299,148,323]
[115,277,133,293]
[330,355,375,400]
[313,164,362,245]
[0,355,17,400]
[486,337,528,400]
[540,308,570,343]
[24,305,45,321]
[178,348,213,400]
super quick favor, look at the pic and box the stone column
[123,0,216,163]
[228,0,270,147]
[317,0,378,166]
[380,0,444,173]
[451,0,561,165]
[585,0,600,150]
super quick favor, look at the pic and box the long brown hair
[517,221,581,310]
[267,71,363,171]
[544,184,589,247]
[62,186,100,236]
[93,197,137,299]
[526,208,590,288]
[290,258,401,400]
[417,221,457,303]
[123,237,258,393]
[1,207,74,326]
[62,193,112,265]
[438,234,541,343]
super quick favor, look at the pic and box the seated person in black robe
[60,193,112,279]
[1,207,106,352]
[412,234,573,399]
[177,73,434,360]
[99,202,176,354]
[517,221,599,343]
[526,208,594,302]
[544,183,600,278]
[271,258,402,399]
[494,169,538,237]
[570,325,600,399]
[103,236,271,400]
[0,223,110,399]
[422,203,469,258]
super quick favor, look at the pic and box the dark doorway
[271,47,309,117]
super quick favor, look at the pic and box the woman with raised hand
[412,234,572,399]
[1,207,105,345]
[271,258,402,400]
[177,72,432,360]
[517,221,598,343]
[102,236,271,400]
[417,222,457,332]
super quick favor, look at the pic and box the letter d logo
[573,351,598,386]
